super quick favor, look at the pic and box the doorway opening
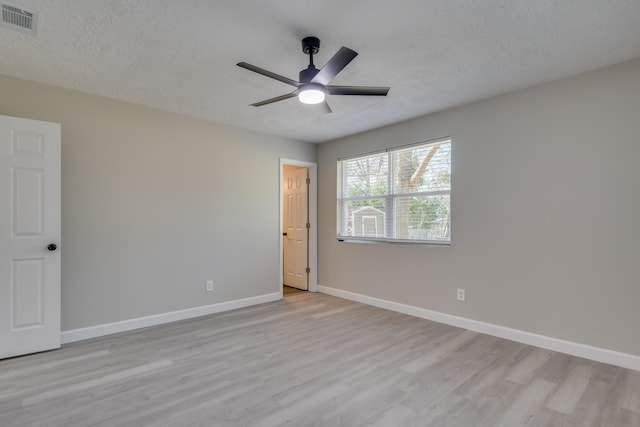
[279,159,317,297]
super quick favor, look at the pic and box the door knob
[47,243,57,251]
[282,232,288,236]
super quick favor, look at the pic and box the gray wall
[0,74,315,331]
[317,58,640,356]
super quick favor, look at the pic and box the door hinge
[306,267,310,274]
[306,223,310,229]
[306,177,310,185]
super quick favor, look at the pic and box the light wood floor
[283,285,306,296]
[1,292,639,426]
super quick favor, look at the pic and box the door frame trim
[279,158,317,294]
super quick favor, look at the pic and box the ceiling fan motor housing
[299,66,319,83]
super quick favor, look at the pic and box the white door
[0,115,61,359]
[283,166,308,290]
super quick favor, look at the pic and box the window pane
[339,199,386,238]
[341,153,388,198]
[394,195,450,241]
[393,142,451,194]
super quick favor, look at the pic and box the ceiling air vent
[1,3,37,34]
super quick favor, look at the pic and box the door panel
[283,166,308,290]
[12,258,45,327]
[13,167,44,235]
[0,115,61,359]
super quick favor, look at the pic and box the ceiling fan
[237,36,390,112]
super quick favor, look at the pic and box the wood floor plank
[505,347,554,384]
[620,370,640,414]
[0,293,638,426]
[545,362,592,414]
[362,404,417,426]
[496,378,557,426]
[0,350,110,383]
[21,360,174,406]
[400,329,478,374]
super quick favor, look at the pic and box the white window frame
[337,137,451,245]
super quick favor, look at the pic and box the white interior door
[0,115,61,359]
[283,165,308,290]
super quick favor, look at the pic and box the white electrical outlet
[456,288,465,302]
[206,280,214,292]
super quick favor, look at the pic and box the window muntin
[337,139,451,243]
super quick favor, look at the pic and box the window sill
[336,237,450,246]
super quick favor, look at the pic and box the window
[337,138,451,244]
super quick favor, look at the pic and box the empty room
[1,1,640,426]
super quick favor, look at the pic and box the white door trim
[279,158,317,294]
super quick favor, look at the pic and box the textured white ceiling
[1,1,640,143]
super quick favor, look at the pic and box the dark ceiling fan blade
[250,91,298,107]
[237,62,299,87]
[311,47,358,85]
[327,86,390,96]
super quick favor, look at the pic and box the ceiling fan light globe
[298,88,325,105]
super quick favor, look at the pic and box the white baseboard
[61,292,281,344]
[318,285,640,372]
